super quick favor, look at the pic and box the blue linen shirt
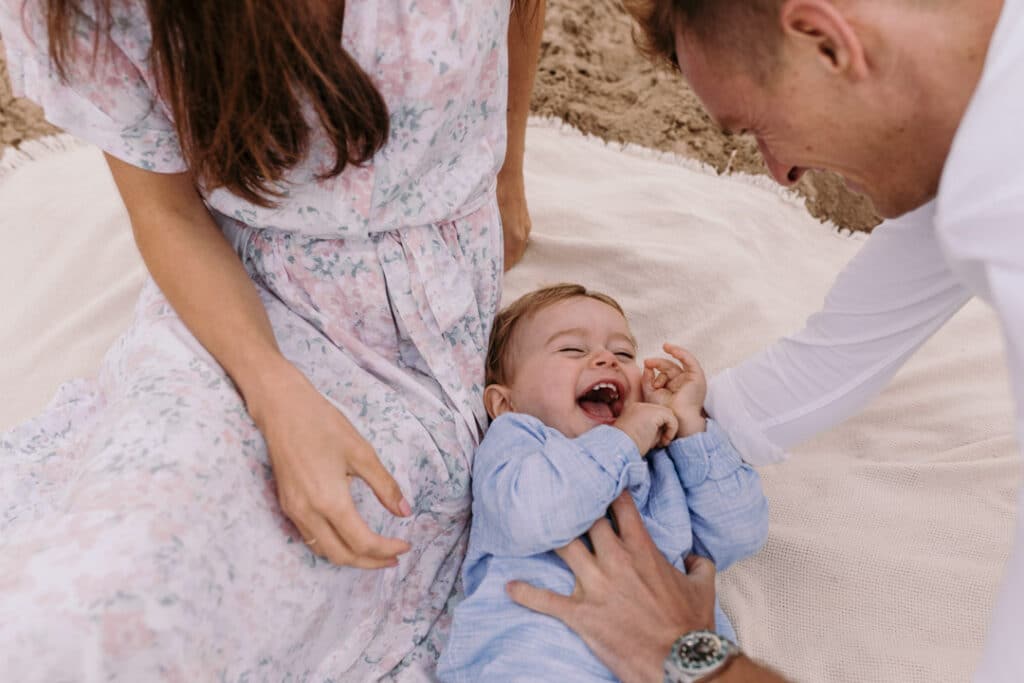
[436,414,769,682]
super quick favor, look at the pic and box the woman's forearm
[502,0,545,179]
[105,154,293,420]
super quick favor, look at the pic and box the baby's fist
[614,403,679,455]
[643,343,707,437]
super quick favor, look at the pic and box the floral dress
[0,0,508,680]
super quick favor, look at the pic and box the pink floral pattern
[0,0,508,679]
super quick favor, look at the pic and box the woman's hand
[643,343,708,437]
[248,361,413,569]
[507,492,717,683]
[497,168,532,270]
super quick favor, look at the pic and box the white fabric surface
[0,138,146,426]
[2,121,1018,682]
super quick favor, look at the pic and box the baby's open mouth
[577,381,624,422]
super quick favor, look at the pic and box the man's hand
[507,492,717,683]
[643,343,707,437]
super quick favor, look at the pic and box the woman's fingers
[324,491,411,562]
[299,513,358,565]
[301,512,398,569]
[348,442,413,518]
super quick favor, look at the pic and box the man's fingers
[506,580,575,620]
[349,446,413,518]
[553,538,606,586]
[609,491,657,551]
[684,553,717,584]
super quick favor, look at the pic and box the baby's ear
[484,384,513,420]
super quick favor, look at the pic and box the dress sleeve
[705,201,972,465]
[0,0,186,172]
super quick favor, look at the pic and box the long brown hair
[45,0,389,205]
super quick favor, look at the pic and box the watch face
[673,630,726,673]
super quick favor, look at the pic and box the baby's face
[503,297,643,437]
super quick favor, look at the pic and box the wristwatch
[663,630,740,682]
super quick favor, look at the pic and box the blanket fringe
[527,116,866,243]
[0,134,88,179]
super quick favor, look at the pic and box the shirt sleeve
[931,6,1024,675]
[666,419,768,570]
[0,0,186,172]
[469,414,646,558]
[705,201,972,465]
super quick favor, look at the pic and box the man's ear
[484,384,513,420]
[780,0,868,80]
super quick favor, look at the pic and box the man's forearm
[712,655,790,683]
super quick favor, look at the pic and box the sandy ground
[0,0,880,231]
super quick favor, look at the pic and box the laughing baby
[437,283,768,682]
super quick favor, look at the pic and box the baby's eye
[559,347,585,355]
[614,351,635,360]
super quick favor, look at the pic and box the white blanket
[1,120,1018,682]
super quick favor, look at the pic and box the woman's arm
[104,155,411,568]
[498,0,545,270]
[706,201,973,465]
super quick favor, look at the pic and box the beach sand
[0,0,879,230]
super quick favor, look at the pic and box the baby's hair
[486,283,626,387]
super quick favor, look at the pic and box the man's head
[625,0,1001,218]
[484,284,643,437]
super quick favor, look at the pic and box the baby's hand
[614,402,679,455]
[643,343,707,438]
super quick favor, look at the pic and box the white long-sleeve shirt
[705,1,1024,679]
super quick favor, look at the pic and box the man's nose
[757,137,804,187]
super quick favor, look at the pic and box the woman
[0,0,542,678]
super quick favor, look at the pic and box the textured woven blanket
[1,120,1018,682]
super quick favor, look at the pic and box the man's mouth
[577,380,625,423]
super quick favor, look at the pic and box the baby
[436,284,769,682]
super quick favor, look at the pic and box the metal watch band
[663,630,740,683]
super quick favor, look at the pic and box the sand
[0,0,880,231]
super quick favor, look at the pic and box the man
[508,0,1023,681]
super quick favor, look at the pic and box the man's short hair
[485,284,626,387]
[624,0,783,76]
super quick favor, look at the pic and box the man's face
[499,297,644,438]
[674,23,945,218]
